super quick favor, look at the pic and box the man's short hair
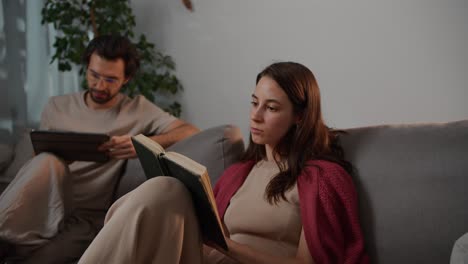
[82,35,140,79]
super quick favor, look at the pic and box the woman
[79,62,369,264]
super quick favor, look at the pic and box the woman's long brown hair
[242,62,352,204]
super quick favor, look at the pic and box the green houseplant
[41,0,187,116]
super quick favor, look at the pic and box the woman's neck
[265,144,284,162]
[264,144,274,161]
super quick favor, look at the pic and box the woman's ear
[295,112,303,125]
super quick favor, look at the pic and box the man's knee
[16,153,70,185]
[31,152,67,174]
[33,152,66,166]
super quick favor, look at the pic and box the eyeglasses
[86,69,123,87]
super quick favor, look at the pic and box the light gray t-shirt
[224,159,302,257]
[40,91,176,210]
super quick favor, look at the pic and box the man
[0,35,199,263]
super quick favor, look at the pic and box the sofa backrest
[340,120,468,264]
[167,124,245,183]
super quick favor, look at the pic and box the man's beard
[88,88,118,105]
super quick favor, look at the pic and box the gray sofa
[340,120,468,264]
[1,121,467,263]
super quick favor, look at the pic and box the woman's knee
[127,177,192,210]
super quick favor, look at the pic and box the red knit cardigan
[213,160,369,264]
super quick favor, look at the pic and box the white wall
[132,0,468,140]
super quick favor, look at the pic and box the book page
[165,152,227,239]
[133,134,165,154]
[165,152,205,175]
[199,170,226,238]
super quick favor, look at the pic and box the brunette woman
[79,62,369,264]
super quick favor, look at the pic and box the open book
[30,130,110,162]
[131,134,228,251]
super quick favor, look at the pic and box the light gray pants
[0,153,104,264]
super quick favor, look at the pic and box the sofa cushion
[340,120,468,264]
[2,130,35,181]
[113,124,245,200]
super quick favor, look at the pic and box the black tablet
[30,130,110,162]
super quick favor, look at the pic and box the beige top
[40,91,176,210]
[224,160,302,257]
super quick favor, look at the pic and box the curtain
[0,0,79,142]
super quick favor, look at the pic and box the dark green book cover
[132,136,168,178]
[132,134,228,251]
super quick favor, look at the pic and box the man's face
[86,52,128,106]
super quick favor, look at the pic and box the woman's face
[250,76,298,149]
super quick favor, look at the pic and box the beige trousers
[79,176,205,264]
[0,153,104,264]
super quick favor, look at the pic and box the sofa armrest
[113,124,245,201]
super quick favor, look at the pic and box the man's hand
[98,135,136,160]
